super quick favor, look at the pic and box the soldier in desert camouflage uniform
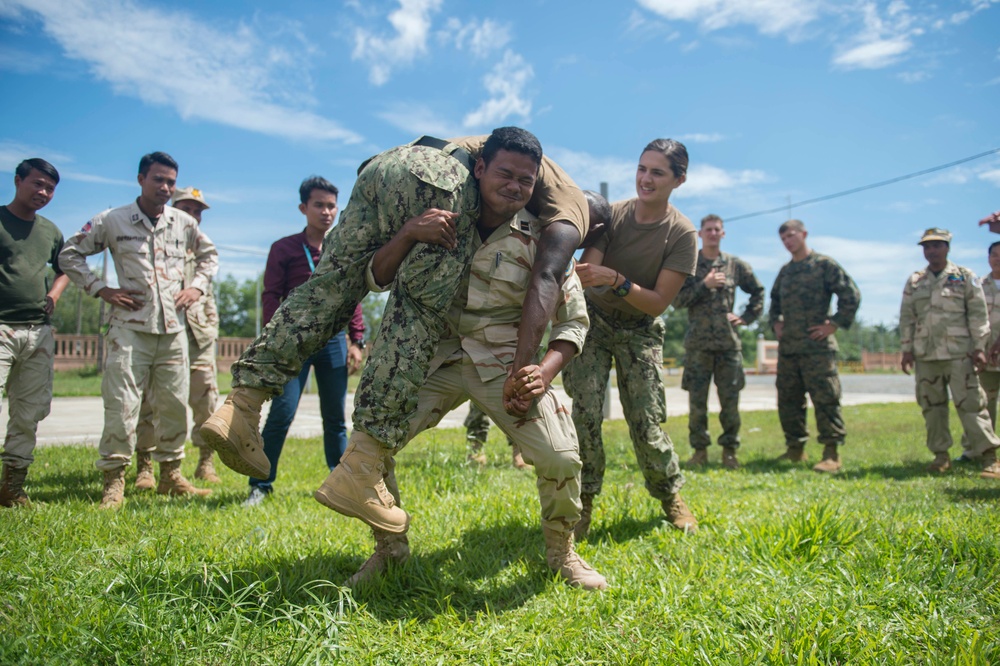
[203,128,588,535]
[770,219,860,474]
[899,228,1000,479]
[674,214,764,469]
[60,152,218,508]
[134,186,221,489]
[318,138,608,591]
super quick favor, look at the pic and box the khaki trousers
[0,323,55,468]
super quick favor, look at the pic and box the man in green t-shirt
[0,158,69,507]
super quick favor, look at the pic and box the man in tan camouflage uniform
[203,129,588,534]
[675,214,764,469]
[770,219,860,474]
[134,187,221,489]
[60,152,218,508]
[899,228,1000,478]
[324,169,610,591]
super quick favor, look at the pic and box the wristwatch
[351,338,366,351]
[612,278,632,298]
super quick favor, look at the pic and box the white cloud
[3,0,361,144]
[832,1,920,70]
[635,0,823,37]
[677,132,726,143]
[60,172,134,188]
[439,17,511,58]
[833,35,912,69]
[0,140,72,172]
[462,50,533,129]
[677,164,770,199]
[377,104,462,138]
[979,169,1000,187]
[897,70,930,83]
[352,0,442,85]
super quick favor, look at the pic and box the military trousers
[776,352,845,448]
[232,143,479,450]
[98,326,189,472]
[379,354,583,532]
[564,304,684,500]
[0,323,55,468]
[136,327,219,453]
[915,358,1000,456]
[682,349,745,450]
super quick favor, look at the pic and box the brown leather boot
[100,467,127,509]
[542,526,607,591]
[0,463,30,507]
[345,528,411,588]
[980,448,1000,479]
[157,460,212,497]
[466,439,487,467]
[926,452,951,473]
[194,447,222,483]
[722,447,740,470]
[812,444,842,474]
[661,494,699,533]
[511,442,528,469]
[779,445,807,463]
[134,449,155,490]
[686,449,709,467]
[573,493,595,541]
[314,433,410,533]
[201,387,271,478]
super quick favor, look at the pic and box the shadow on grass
[944,485,1000,502]
[26,469,101,503]
[585,514,663,544]
[834,461,935,481]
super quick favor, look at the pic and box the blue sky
[1,0,998,325]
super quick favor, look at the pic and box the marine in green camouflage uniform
[674,215,764,464]
[899,228,1000,476]
[770,219,859,472]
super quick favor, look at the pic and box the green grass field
[2,403,998,664]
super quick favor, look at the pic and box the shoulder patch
[947,274,966,284]
[79,220,92,234]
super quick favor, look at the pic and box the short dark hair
[299,176,339,204]
[138,152,178,176]
[15,158,60,184]
[989,241,1000,256]
[779,219,806,235]
[701,214,723,228]
[481,127,543,168]
[641,139,688,179]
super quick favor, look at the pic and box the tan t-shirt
[449,135,588,241]
[585,198,697,317]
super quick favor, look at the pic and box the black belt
[413,135,475,173]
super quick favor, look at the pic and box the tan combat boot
[686,449,709,467]
[722,447,740,470]
[979,448,1000,479]
[542,526,607,591]
[812,445,842,474]
[0,463,30,507]
[157,460,212,497]
[201,387,271,478]
[345,528,411,588]
[314,433,410,533]
[778,445,807,463]
[927,452,951,473]
[194,447,222,483]
[100,467,127,509]
[134,450,155,490]
[662,494,699,533]
[573,493,595,541]
[511,442,528,469]
[466,439,487,467]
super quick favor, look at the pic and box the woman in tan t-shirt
[565,138,699,539]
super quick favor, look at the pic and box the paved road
[2,373,915,447]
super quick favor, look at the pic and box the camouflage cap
[172,186,210,209]
[918,227,951,245]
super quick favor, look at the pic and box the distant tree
[216,274,261,338]
[360,292,388,341]
[51,277,102,335]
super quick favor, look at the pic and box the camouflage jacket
[59,201,218,334]
[899,261,989,361]
[674,251,764,351]
[983,274,1000,370]
[184,251,219,347]
[430,210,588,383]
[769,251,860,355]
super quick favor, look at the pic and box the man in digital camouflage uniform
[203,129,588,534]
[60,152,219,508]
[331,179,611,591]
[134,186,221,489]
[899,228,1000,478]
[770,219,860,474]
[674,214,764,469]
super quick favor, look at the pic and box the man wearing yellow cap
[899,227,1000,478]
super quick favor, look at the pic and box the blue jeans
[250,336,348,491]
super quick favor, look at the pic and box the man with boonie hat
[899,227,1000,478]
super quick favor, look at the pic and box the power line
[726,147,1000,222]
[216,244,268,257]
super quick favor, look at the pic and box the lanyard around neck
[302,243,316,274]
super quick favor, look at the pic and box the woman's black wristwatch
[612,278,632,298]
[351,338,366,351]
